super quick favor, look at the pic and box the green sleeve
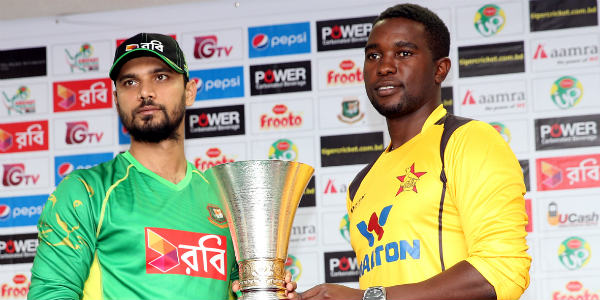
[28,174,98,300]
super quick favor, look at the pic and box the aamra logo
[206,204,227,228]
[338,97,364,124]
[2,86,35,115]
[268,139,298,161]
[357,205,392,247]
[284,254,302,282]
[551,76,583,109]
[474,4,505,37]
[396,163,427,195]
[339,214,351,244]
[558,236,591,271]
[490,122,511,143]
[146,229,179,272]
[541,161,563,188]
[65,43,99,72]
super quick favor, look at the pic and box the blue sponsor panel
[0,194,47,227]
[54,152,113,186]
[248,22,311,58]
[190,66,244,101]
[118,118,131,145]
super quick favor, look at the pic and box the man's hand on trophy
[300,283,363,300]
[231,270,299,299]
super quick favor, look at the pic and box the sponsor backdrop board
[2,0,600,298]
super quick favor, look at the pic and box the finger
[286,281,297,292]
[286,291,299,299]
[285,270,292,283]
[231,280,240,292]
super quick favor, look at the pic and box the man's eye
[123,80,136,86]
[157,74,168,80]
[398,51,412,57]
[366,53,380,60]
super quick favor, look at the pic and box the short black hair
[373,3,450,60]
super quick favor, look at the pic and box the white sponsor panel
[541,277,600,300]
[457,80,527,117]
[0,269,31,299]
[289,212,318,248]
[0,157,50,191]
[54,115,114,150]
[182,28,243,63]
[0,83,48,116]
[318,93,383,130]
[250,136,316,168]
[319,172,354,207]
[456,2,524,40]
[531,34,600,72]
[52,40,111,75]
[285,251,319,291]
[533,72,600,112]
[185,142,246,172]
[321,209,351,246]
[318,56,364,90]
[539,234,600,272]
[540,196,600,232]
[250,98,314,134]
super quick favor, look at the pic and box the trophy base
[241,289,287,300]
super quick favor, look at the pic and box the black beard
[369,92,424,119]
[118,96,185,143]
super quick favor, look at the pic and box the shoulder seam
[96,164,134,237]
[192,169,209,184]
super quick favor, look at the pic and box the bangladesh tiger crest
[207,204,228,228]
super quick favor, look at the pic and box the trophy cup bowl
[204,160,314,300]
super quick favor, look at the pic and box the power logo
[145,227,227,280]
[250,61,311,96]
[194,35,233,59]
[357,205,392,247]
[316,16,375,51]
[65,121,104,144]
[324,251,360,283]
[2,164,39,187]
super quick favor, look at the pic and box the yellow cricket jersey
[346,105,531,300]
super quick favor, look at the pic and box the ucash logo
[474,4,506,37]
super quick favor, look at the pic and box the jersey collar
[122,151,193,191]
[385,104,447,152]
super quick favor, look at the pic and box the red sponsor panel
[53,78,112,112]
[536,154,600,191]
[145,227,227,280]
[0,120,48,154]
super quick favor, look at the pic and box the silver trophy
[204,160,314,300]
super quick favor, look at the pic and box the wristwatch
[363,286,386,300]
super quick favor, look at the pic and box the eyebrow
[364,40,419,52]
[117,67,175,82]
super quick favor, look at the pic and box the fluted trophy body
[204,160,314,300]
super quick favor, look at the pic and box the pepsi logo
[252,34,269,50]
[273,104,287,114]
[58,162,74,178]
[0,204,10,220]
[193,77,204,93]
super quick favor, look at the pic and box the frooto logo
[185,105,245,139]
[260,104,303,130]
[324,251,359,283]
[250,61,311,95]
[474,4,505,37]
[268,139,298,161]
[339,214,351,244]
[248,22,310,58]
[553,281,600,300]
[2,164,39,187]
[357,205,392,247]
[285,255,302,281]
[490,122,511,143]
[194,35,233,59]
[551,76,583,109]
[547,201,599,227]
[2,85,35,115]
[0,274,30,298]
[327,59,363,87]
[558,236,591,270]
[189,67,244,101]
[65,121,104,144]
[193,147,235,172]
[0,233,39,264]
[317,16,375,51]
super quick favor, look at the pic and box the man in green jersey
[29,33,297,300]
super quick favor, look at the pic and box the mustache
[136,98,167,112]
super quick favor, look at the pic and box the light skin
[114,55,298,298]
[299,17,496,300]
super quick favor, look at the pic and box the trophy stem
[239,258,286,298]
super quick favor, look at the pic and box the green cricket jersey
[29,151,239,300]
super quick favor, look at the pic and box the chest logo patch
[396,163,427,195]
[356,205,392,247]
[207,204,228,228]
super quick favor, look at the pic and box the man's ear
[185,79,197,106]
[113,90,118,107]
[434,57,451,85]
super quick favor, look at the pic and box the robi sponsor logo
[548,202,599,227]
[2,164,39,187]
[260,104,303,130]
[1,274,30,299]
[268,139,298,161]
[553,281,600,300]
[551,76,583,110]
[194,35,232,59]
[194,148,235,172]
[474,4,506,37]
[65,121,104,144]
[558,236,591,271]
[327,60,363,87]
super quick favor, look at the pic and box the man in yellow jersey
[301,4,530,300]
[29,33,297,300]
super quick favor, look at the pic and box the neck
[387,99,440,151]
[128,127,187,184]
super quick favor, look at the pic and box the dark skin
[299,17,496,300]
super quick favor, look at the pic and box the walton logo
[547,201,599,227]
[194,148,235,172]
[540,161,563,188]
[2,86,35,115]
[65,121,104,144]
[327,60,363,86]
[474,4,505,37]
[396,163,427,195]
[284,254,302,281]
[194,35,233,59]
[260,104,303,130]
[268,139,298,161]
[65,43,99,72]
[490,122,511,143]
[145,227,227,280]
[551,76,583,109]
[558,236,591,271]
[2,164,39,187]
[357,205,392,247]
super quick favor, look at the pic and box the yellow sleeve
[446,121,531,300]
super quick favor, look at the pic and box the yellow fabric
[347,105,531,300]
[82,253,102,300]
